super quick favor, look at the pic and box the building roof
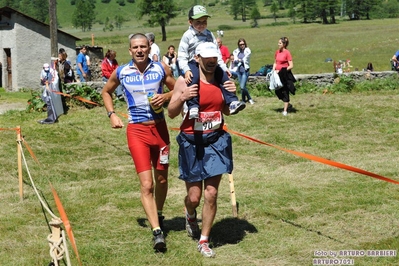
[0,6,81,40]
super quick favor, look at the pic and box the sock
[186,209,196,220]
[157,210,163,216]
[199,235,209,243]
[152,227,161,232]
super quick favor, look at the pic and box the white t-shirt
[150,43,161,62]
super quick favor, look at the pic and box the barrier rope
[170,126,399,185]
[17,140,71,266]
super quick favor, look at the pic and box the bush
[218,25,234,31]
[26,90,46,112]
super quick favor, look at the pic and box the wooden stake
[49,218,62,266]
[17,126,23,201]
[228,173,238,217]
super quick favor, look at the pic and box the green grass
[1,86,399,265]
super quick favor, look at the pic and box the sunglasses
[239,43,245,46]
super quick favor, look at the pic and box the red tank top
[180,80,225,134]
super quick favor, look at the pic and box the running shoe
[185,209,200,239]
[152,229,166,251]
[229,101,246,115]
[197,240,215,258]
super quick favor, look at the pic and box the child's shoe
[229,101,246,115]
[189,107,199,119]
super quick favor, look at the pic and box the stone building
[0,6,80,91]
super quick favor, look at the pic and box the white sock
[199,235,209,242]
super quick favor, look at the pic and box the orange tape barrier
[51,90,100,106]
[170,126,399,185]
[51,183,82,266]
[0,127,39,164]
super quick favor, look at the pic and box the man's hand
[150,94,167,108]
[110,114,124,129]
[181,83,199,102]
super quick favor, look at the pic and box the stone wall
[248,71,398,88]
[66,70,399,93]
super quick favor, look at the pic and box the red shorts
[126,120,170,174]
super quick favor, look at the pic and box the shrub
[26,90,46,112]
[218,25,234,31]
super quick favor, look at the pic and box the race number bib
[193,111,222,131]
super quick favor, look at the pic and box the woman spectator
[162,45,179,78]
[232,38,254,104]
[273,37,296,116]
[101,49,123,100]
[57,49,75,83]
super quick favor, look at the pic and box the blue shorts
[176,130,233,182]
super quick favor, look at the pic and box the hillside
[55,2,399,74]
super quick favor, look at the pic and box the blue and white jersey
[116,60,166,123]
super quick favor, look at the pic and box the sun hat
[188,5,211,20]
[195,42,219,58]
[43,63,50,71]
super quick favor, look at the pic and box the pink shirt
[274,49,292,70]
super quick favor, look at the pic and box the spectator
[57,48,75,83]
[226,53,238,77]
[168,42,238,258]
[272,36,296,116]
[232,38,254,104]
[162,45,179,78]
[38,63,60,124]
[76,45,90,82]
[216,37,230,63]
[177,5,245,119]
[392,50,399,71]
[146,32,160,62]
[366,62,374,72]
[101,49,123,100]
[101,33,176,252]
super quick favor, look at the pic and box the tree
[230,0,257,22]
[250,6,261,27]
[287,4,297,24]
[270,1,279,22]
[72,0,96,32]
[136,0,178,41]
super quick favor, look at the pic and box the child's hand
[184,71,193,84]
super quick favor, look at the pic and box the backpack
[256,64,273,76]
[64,60,75,82]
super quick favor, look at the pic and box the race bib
[193,111,222,131]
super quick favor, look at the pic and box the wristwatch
[107,111,115,118]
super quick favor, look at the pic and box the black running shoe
[153,229,166,251]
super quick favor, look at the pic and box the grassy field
[1,85,399,265]
[55,1,399,75]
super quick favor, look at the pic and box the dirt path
[0,102,26,114]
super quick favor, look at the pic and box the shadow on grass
[274,104,297,114]
[210,217,258,247]
[137,216,191,235]
[137,216,257,248]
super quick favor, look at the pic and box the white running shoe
[198,240,215,258]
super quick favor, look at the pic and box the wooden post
[91,34,94,46]
[49,0,58,58]
[16,126,23,201]
[228,173,238,217]
[49,218,63,266]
